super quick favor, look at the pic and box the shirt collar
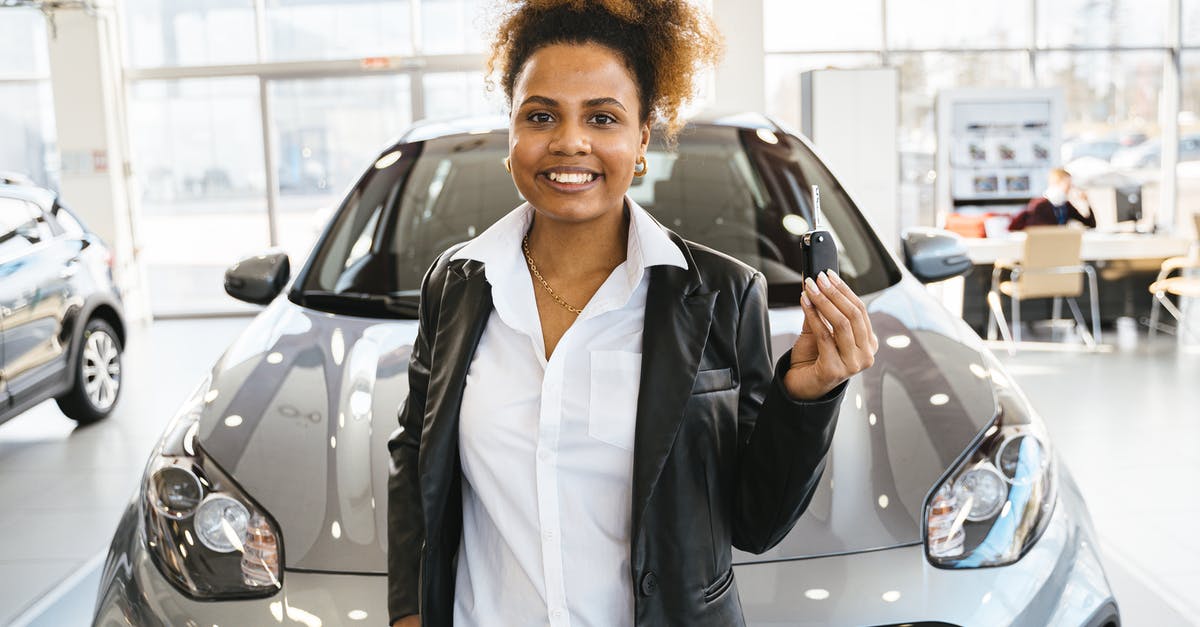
[449,194,688,323]
[449,195,688,282]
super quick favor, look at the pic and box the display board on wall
[935,88,1063,223]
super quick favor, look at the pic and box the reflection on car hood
[197,277,997,574]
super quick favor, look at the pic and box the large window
[264,0,413,61]
[129,78,268,315]
[887,0,1031,50]
[765,0,1192,234]
[270,75,414,262]
[123,0,258,68]
[0,8,56,190]
[122,0,497,315]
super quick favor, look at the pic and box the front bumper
[95,474,1116,627]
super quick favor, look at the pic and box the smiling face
[508,42,651,224]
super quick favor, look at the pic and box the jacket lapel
[420,258,493,533]
[631,233,717,539]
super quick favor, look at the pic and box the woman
[388,2,878,626]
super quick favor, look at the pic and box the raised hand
[784,271,878,401]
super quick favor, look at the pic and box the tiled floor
[0,318,1196,625]
[0,317,251,625]
[995,333,1200,623]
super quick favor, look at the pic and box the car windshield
[295,124,899,316]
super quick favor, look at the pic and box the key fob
[801,229,838,282]
[802,184,838,282]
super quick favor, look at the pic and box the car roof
[392,110,784,146]
[0,182,57,210]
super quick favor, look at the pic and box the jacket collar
[630,231,714,537]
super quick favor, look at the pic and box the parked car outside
[94,113,1118,627]
[1110,133,1200,169]
[1,183,126,426]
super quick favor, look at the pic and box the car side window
[51,203,86,237]
[0,197,40,260]
[26,202,55,240]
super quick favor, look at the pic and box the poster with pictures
[937,89,1062,206]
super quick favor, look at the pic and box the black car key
[801,184,839,281]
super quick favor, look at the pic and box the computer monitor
[1115,184,1142,224]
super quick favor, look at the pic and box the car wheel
[56,317,123,424]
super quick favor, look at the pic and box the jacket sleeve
[386,257,445,624]
[731,272,845,554]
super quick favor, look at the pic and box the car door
[0,197,74,404]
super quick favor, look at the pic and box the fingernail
[829,271,843,284]
[805,277,820,294]
[801,292,812,308]
[818,271,832,288]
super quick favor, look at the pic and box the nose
[548,118,591,156]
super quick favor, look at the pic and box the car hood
[196,277,998,573]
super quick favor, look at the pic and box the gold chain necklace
[522,235,582,315]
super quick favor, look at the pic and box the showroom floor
[0,318,1197,625]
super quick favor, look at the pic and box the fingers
[800,290,838,357]
[827,272,879,354]
[804,272,876,374]
[804,275,859,366]
[819,272,874,353]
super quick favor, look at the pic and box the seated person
[1008,167,1096,231]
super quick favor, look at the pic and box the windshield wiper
[296,290,419,318]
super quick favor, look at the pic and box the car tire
[56,317,123,424]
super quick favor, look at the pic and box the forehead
[513,42,639,102]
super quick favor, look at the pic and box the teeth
[548,172,595,184]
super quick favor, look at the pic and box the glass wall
[128,78,269,314]
[0,8,56,190]
[121,0,504,315]
[765,0,1191,234]
[270,74,414,260]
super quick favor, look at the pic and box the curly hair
[485,0,725,145]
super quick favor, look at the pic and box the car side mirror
[902,227,972,284]
[224,250,290,305]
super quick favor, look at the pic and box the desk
[963,232,1193,265]
[950,233,1194,334]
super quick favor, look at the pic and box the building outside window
[764,0,1190,235]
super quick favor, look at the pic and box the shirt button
[551,609,564,618]
[640,571,659,596]
[543,530,555,541]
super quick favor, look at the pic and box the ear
[639,121,651,153]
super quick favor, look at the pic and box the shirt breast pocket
[588,350,642,451]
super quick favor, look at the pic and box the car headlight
[924,355,1058,568]
[140,377,283,598]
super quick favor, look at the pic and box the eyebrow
[519,95,627,112]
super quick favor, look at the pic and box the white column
[711,0,765,113]
[43,1,149,324]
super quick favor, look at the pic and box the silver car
[94,114,1119,627]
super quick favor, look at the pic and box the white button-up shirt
[449,196,688,627]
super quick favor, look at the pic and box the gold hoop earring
[633,155,648,177]
[503,156,512,174]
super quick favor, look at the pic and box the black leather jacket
[387,230,845,626]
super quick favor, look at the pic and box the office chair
[1147,213,1200,340]
[986,226,1101,349]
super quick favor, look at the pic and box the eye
[591,113,617,125]
[527,112,553,124]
